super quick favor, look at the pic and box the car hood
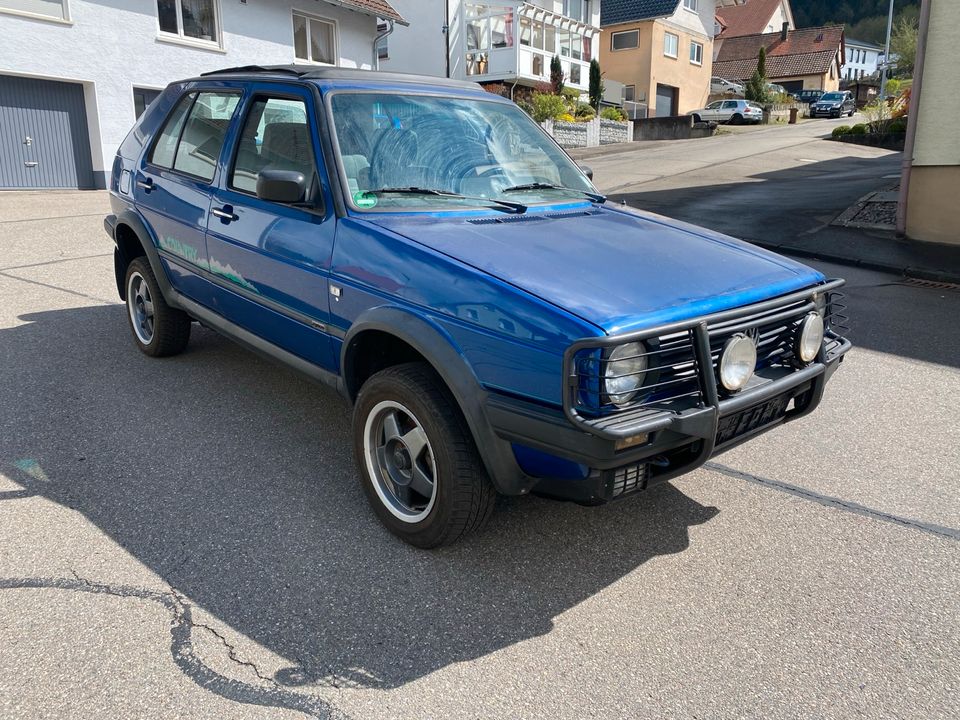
[363,204,825,334]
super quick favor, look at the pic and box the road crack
[0,573,349,719]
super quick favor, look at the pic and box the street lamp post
[879,0,895,100]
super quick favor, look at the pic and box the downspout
[373,19,395,71]
[445,1,451,78]
[896,0,932,236]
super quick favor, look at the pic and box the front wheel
[353,363,496,548]
[692,114,702,124]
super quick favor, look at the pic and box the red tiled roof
[324,0,406,25]
[715,0,785,38]
[714,25,845,81]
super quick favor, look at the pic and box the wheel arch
[341,307,531,495]
[110,209,174,303]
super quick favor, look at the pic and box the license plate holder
[716,393,791,445]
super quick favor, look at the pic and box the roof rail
[200,65,307,77]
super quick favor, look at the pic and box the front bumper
[485,281,851,503]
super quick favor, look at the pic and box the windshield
[329,92,597,211]
[820,93,843,101]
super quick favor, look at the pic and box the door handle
[23,161,38,168]
[136,178,154,193]
[212,206,238,222]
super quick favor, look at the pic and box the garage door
[0,75,95,189]
[655,84,677,118]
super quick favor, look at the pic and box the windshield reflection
[329,92,596,211]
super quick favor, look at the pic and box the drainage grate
[901,278,960,292]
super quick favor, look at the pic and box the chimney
[781,22,789,41]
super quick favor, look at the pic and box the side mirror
[579,164,594,181]
[256,169,307,204]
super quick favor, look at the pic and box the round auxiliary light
[719,334,757,392]
[603,342,648,408]
[797,312,825,364]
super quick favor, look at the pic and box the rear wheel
[124,258,191,357]
[353,362,496,548]
[730,113,743,125]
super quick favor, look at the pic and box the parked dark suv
[794,89,824,106]
[105,66,850,547]
[811,91,856,118]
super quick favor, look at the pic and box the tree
[890,14,919,76]
[550,55,565,96]
[745,46,769,103]
[588,59,604,111]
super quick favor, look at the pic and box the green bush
[600,106,626,121]
[531,93,567,122]
[888,118,908,134]
[848,123,868,135]
[516,99,535,118]
[831,125,852,138]
[575,102,596,120]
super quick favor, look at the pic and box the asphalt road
[1,131,958,718]
[586,115,903,246]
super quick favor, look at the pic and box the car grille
[569,287,847,417]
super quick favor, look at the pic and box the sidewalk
[748,183,960,284]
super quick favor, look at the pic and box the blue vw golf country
[105,66,850,547]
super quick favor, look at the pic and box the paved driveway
[0,187,957,719]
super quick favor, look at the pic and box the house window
[466,4,514,52]
[157,0,220,43]
[664,32,679,58]
[683,0,698,11]
[611,29,639,51]
[690,40,703,65]
[294,11,337,64]
[562,0,591,24]
[532,53,544,76]
[0,0,67,20]
[624,85,635,102]
[570,63,581,85]
[376,20,389,59]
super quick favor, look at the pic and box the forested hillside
[792,0,920,43]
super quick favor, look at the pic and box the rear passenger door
[135,88,241,303]
[204,84,337,371]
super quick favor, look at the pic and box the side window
[149,93,194,169]
[230,96,316,195]
[706,101,722,109]
[172,92,241,181]
[722,100,738,109]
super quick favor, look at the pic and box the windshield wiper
[364,187,527,214]
[501,183,606,203]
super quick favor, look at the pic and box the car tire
[730,113,743,125]
[124,257,191,357]
[849,110,855,117]
[353,362,496,548]
[692,114,702,124]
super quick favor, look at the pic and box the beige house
[900,0,959,245]
[600,0,725,117]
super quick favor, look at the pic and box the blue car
[105,66,850,547]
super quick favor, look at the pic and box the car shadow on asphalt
[0,304,719,691]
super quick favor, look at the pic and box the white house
[380,1,600,96]
[844,37,883,81]
[0,0,404,190]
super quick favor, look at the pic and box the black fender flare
[111,208,178,305]
[342,306,532,495]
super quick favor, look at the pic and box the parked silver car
[711,77,745,96]
[689,99,763,125]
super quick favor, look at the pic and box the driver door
[204,83,337,370]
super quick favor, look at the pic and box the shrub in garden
[600,106,626,121]
[831,125,851,138]
[557,112,576,123]
[531,93,567,122]
[888,118,908,134]
[848,124,868,135]
[575,102,596,120]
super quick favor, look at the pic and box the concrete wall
[600,3,714,118]
[0,0,379,187]
[632,114,693,141]
[906,0,960,245]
